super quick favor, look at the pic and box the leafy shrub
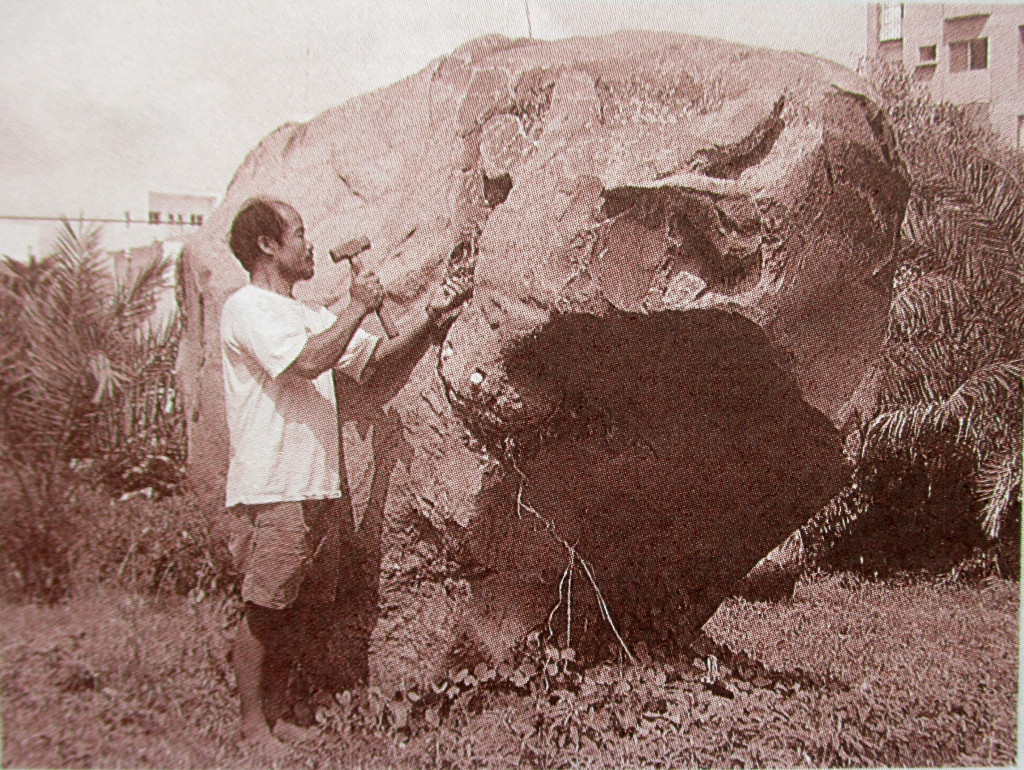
[0,472,80,601]
[71,487,230,598]
[316,629,817,758]
[0,221,190,601]
[821,64,1023,576]
[0,482,231,603]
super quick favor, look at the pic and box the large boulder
[177,31,908,692]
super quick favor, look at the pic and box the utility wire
[0,215,200,226]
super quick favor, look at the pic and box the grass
[706,573,1019,767]
[0,572,1017,769]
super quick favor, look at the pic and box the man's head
[229,198,314,283]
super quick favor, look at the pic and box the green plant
[825,64,1024,575]
[0,221,185,600]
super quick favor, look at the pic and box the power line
[0,214,201,226]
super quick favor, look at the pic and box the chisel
[329,236,400,339]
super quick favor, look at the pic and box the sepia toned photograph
[0,1,1021,767]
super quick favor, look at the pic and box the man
[221,197,467,749]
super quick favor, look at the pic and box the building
[868,3,1024,149]
[0,191,216,262]
[147,192,215,230]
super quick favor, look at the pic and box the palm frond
[51,220,104,265]
[874,359,1021,454]
[978,453,1022,540]
[113,250,174,330]
[944,158,1024,250]
[905,198,1017,298]
[39,222,113,349]
[941,359,1024,425]
[888,272,972,340]
[866,403,953,454]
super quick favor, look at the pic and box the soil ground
[0,573,1017,769]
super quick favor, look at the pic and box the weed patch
[1,574,1015,768]
[0,484,230,604]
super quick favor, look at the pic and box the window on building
[919,45,937,63]
[880,3,903,42]
[148,211,161,224]
[970,37,988,70]
[950,37,988,72]
[195,214,203,226]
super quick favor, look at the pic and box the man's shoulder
[222,286,254,333]
[223,284,256,314]
[223,285,280,340]
[225,284,273,308]
[224,285,304,319]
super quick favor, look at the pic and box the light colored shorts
[227,499,341,610]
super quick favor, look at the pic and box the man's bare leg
[266,605,320,743]
[234,604,286,749]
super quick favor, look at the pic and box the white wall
[0,222,42,261]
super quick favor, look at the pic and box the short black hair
[228,198,288,273]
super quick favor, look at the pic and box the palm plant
[93,311,186,497]
[0,222,183,598]
[832,64,1024,573]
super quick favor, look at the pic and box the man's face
[268,204,314,283]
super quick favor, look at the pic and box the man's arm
[283,274,383,380]
[370,305,433,364]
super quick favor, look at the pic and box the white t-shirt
[221,284,380,507]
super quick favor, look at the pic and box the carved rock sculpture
[177,31,908,691]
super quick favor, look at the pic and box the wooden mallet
[329,236,399,339]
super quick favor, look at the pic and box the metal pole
[524,0,533,39]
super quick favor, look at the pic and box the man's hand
[350,271,385,314]
[426,271,474,328]
[286,270,383,381]
[361,269,474,375]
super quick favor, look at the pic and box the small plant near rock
[313,628,826,766]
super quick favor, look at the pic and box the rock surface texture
[178,32,908,691]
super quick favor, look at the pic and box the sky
[0,0,873,221]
